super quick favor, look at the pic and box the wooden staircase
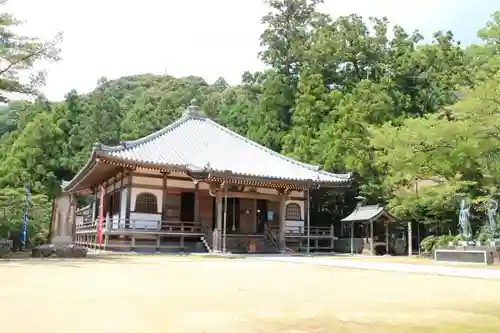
[200,236,212,252]
[224,234,278,253]
[200,231,279,254]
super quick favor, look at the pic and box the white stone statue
[486,198,498,236]
[458,198,472,240]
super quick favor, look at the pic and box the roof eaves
[96,155,351,187]
[208,170,351,187]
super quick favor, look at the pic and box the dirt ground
[1,255,500,333]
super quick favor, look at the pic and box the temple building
[51,100,352,253]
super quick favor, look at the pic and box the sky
[5,0,499,101]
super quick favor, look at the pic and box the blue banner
[19,182,30,245]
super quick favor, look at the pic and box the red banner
[97,185,104,247]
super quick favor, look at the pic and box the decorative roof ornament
[185,162,211,181]
[183,99,206,118]
[354,195,366,208]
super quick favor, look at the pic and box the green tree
[0,0,61,102]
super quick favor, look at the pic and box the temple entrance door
[180,192,195,222]
[256,199,268,234]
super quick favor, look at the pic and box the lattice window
[285,203,302,221]
[134,192,158,213]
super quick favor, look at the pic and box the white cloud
[4,0,469,101]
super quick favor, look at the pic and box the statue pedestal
[458,240,475,247]
[490,239,500,249]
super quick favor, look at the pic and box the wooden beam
[162,172,168,221]
[408,221,412,257]
[215,192,222,252]
[385,222,389,254]
[118,170,124,225]
[133,172,193,182]
[125,170,133,229]
[226,191,284,202]
[279,195,286,252]
[370,220,374,255]
[194,182,200,222]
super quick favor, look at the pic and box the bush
[477,230,490,244]
[31,231,48,247]
[420,234,460,256]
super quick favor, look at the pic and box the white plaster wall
[109,213,120,229]
[129,212,162,229]
[130,187,162,213]
[133,175,196,189]
[133,169,305,196]
[75,215,83,226]
[91,199,96,221]
[118,188,128,228]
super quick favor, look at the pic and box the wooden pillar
[104,215,109,250]
[350,222,354,254]
[252,199,257,233]
[370,220,374,255]
[118,171,124,226]
[408,221,412,257]
[215,192,223,252]
[194,183,200,222]
[161,172,168,222]
[330,224,335,251]
[91,188,97,222]
[385,222,389,255]
[306,188,310,253]
[125,171,133,228]
[278,195,286,252]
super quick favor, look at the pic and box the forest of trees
[1,0,500,245]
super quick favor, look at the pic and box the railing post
[212,229,219,252]
[180,222,185,251]
[131,220,136,251]
[330,224,335,252]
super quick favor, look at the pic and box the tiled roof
[341,205,395,222]
[79,100,351,186]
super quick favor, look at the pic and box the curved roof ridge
[205,118,352,179]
